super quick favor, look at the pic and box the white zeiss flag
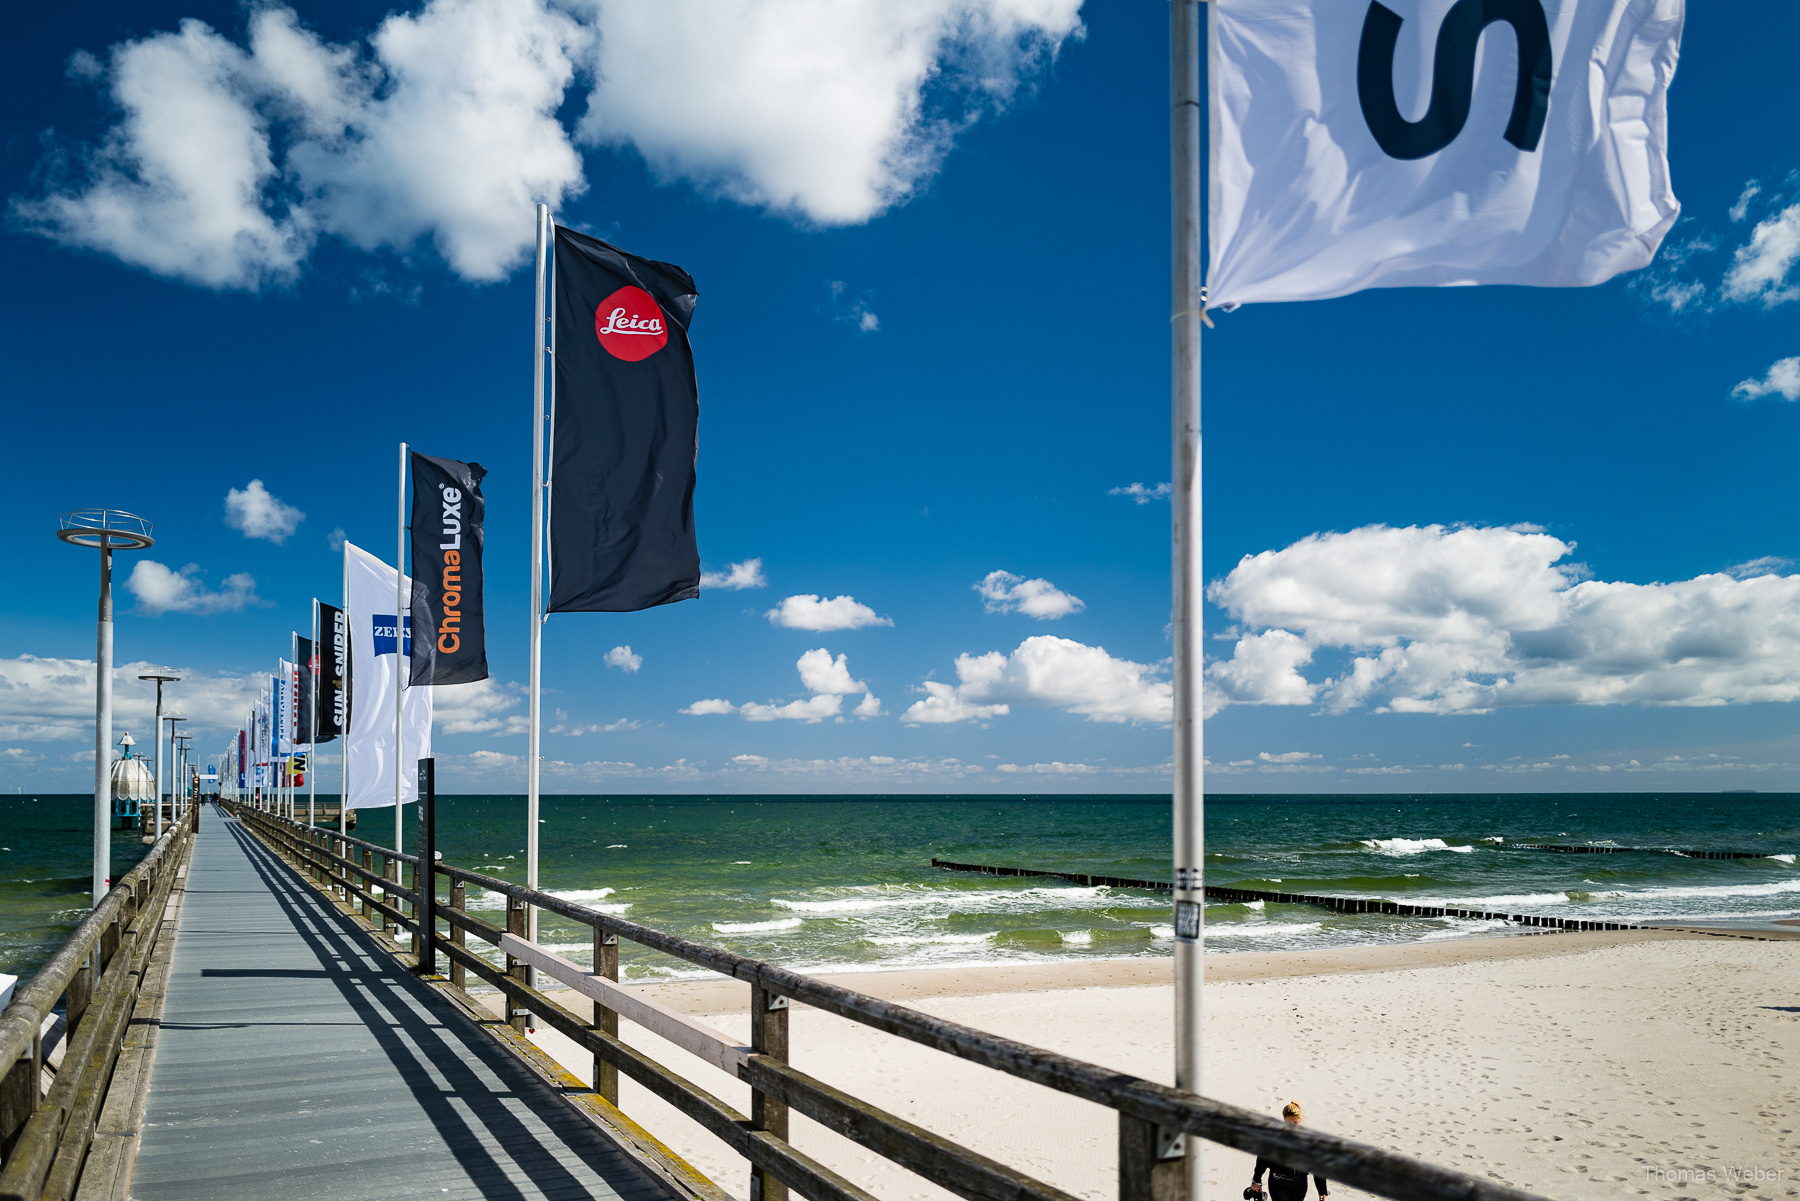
[1207,0,1683,308]
[344,542,432,810]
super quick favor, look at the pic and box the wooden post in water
[749,984,790,1201]
[449,880,466,991]
[506,898,529,1033]
[592,928,619,1105]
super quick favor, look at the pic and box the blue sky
[2,0,1797,794]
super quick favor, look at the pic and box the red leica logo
[594,286,668,361]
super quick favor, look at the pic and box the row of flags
[217,226,705,816]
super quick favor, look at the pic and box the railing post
[506,898,529,1034]
[360,848,373,918]
[382,856,398,938]
[1118,1113,1187,1201]
[592,928,619,1105]
[749,984,790,1201]
[0,1030,38,1159]
[449,880,466,991]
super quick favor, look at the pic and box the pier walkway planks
[132,807,677,1201]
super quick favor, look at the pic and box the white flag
[1207,0,1683,308]
[275,660,296,756]
[344,542,433,810]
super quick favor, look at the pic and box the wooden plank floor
[133,807,676,1201]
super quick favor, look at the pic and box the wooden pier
[2,804,1564,1201]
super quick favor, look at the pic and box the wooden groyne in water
[929,857,1647,932]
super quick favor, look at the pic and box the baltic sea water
[4,792,1796,984]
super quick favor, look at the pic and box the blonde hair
[1281,1101,1304,1121]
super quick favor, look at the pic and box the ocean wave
[467,887,629,914]
[1426,891,1581,908]
[1769,854,1796,865]
[1061,930,1093,945]
[771,884,1112,915]
[865,931,997,947]
[713,918,803,933]
[1360,837,1474,855]
[1205,922,1323,938]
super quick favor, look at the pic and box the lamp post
[138,672,179,839]
[57,509,153,903]
[176,734,193,812]
[167,716,188,825]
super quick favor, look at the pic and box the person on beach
[1249,1102,1329,1201]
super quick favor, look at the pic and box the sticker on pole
[594,287,669,361]
[1174,900,1201,943]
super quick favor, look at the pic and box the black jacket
[1254,1157,1327,1197]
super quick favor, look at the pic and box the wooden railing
[224,801,1550,1201]
[0,806,196,1201]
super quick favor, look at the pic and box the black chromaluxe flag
[316,601,347,741]
[296,636,316,746]
[549,226,700,612]
[410,451,489,685]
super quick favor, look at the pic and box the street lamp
[176,734,193,812]
[138,672,179,839]
[166,716,188,825]
[57,509,153,903]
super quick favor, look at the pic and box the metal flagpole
[310,600,318,828]
[341,545,350,832]
[528,202,550,979]
[397,441,409,856]
[1170,4,1204,1200]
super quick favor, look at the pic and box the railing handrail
[0,820,187,1072]
[233,802,1550,1201]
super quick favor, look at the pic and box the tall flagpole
[341,545,351,832]
[397,442,409,856]
[528,203,550,966]
[1170,3,1204,1198]
[310,600,318,828]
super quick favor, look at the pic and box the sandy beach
[478,930,1800,1201]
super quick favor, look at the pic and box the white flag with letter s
[1207,0,1683,308]
[344,541,433,810]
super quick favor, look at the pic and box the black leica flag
[315,601,348,741]
[548,226,700,613]
[409,451,489,685]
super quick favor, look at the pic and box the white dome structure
[111,733,155,802]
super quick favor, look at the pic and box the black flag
[297,635,316,745]
[549,226,700,613]
[410,451,489,685]
[315,602,348,741]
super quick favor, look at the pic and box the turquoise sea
[4,793,1798,985]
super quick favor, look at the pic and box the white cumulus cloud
[1205,523,1800,716]
[224,478,304,542]
[0,656,265,741]
[796,648,866,695]
[1108,482,1170,504]
[688,648,880,722]
[975,570,1084,619]
[766,594,891,631]
[127,561,265,616]
[902,635,1170,725]
[15,0,1082,286]
[701,558,768,591]
[740,695,843,723]
[433,678,528,735]
[1723,203,1800,306]
[605,645,643,672]
[575,0,1083,226]
[681,698,736,716]
[1733,356,1800,402]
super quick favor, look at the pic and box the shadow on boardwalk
[134,808,676,1201]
